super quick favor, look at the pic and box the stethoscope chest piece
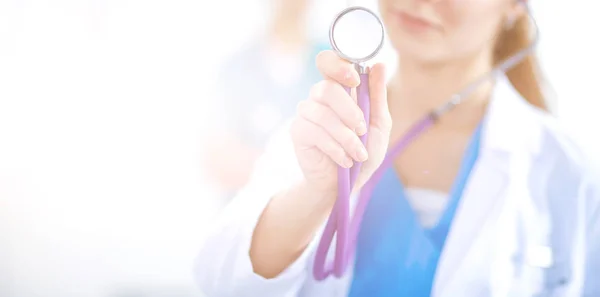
[329,6,385,72]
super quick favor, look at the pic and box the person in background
[202,0,328,201]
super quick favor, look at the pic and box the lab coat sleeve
[194,121,314,297]
[583,169,600,296]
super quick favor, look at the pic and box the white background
[0,1,599,297]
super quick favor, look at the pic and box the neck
[388,50,495,124]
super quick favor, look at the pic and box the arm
[250,179,335,278]
[195,124,332,297]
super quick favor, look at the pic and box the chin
[384,22,444,63]
[388,35,446,65]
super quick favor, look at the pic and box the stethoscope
[313,1,540,281]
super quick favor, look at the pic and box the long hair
[494,13,547,110]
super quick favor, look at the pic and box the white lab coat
[195,77,600,297]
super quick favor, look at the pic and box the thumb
[352,63,391,192]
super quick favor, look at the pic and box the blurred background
[0,0,599,296]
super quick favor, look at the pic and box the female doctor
[195,0,600,296]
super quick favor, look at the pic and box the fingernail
[345,69,358,83]
[344,71,353,81]
[355,121,367,136]
[355,145,368,162]
[343,156,354,168]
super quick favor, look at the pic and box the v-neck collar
[385,123,483,249]
[348,123,484,297]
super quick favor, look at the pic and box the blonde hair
[494,14,547,110]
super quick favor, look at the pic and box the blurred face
[274,0,310,17]
[378,0,523,64]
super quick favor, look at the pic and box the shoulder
[522,100,600,216]
[490,76,587,170]
[527,106,588,183]
[532,109,587,166]
[217,41,264,78]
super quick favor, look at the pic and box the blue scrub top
[348,124,483,297]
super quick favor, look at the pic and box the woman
[196,0,600,296]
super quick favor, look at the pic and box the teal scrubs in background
[209,40,329,201]
[213,41,329,149]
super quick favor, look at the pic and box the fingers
[315,50,390,133]
[308,80,367,135]
[367,63,392,133]
[297,100,368,163]
[316,50,360,88]
[295,50,389,171]
[291,117,354,168]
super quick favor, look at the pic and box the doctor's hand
[290,50,392,199]
[249,51,390,279]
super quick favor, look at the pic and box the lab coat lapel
[432,76,538,295]
[432,150,510,294]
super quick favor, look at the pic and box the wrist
[293,179,337,214]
